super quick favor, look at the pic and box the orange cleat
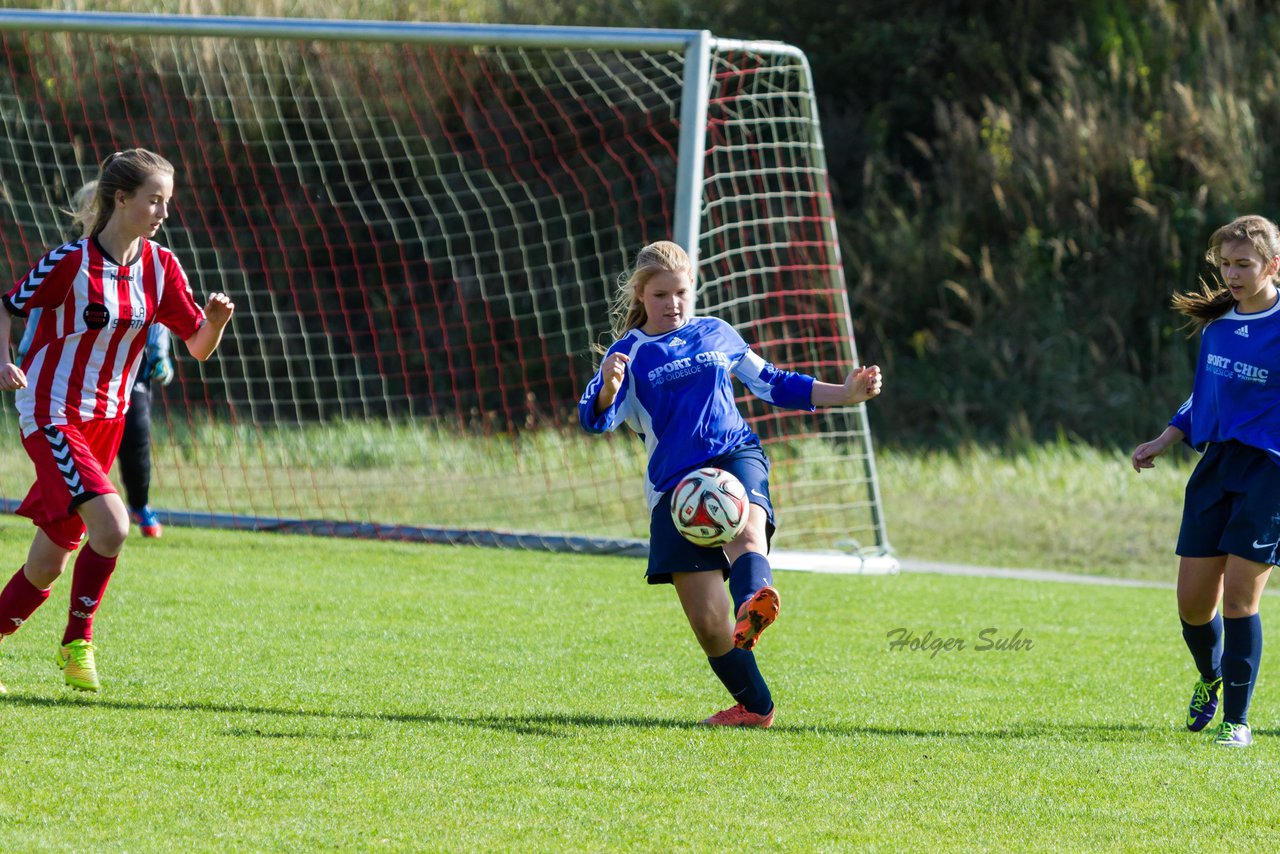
[701,703,774,728]
[733,585,780,650]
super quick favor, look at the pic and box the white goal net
[0,12,894,572]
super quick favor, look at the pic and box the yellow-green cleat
[57,639,100,692]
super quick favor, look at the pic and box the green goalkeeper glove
[149,355,174,386]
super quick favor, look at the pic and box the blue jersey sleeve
[732,348,816,411]
[579,342,632,433]
[1169,394,1195,447]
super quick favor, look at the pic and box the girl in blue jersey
[1132,214,1280,748]
[580,240,883,728]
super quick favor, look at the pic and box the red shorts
[17,418,126,550]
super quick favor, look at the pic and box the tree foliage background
[8,0,1278,446]
[541,0,1280,446]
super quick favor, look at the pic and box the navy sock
[1222,614,1263,725]
[1180,613,1223,682]
[728,552,773,615]
[707,647,773,715]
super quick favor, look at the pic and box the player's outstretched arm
[811,364,883,407]
[1131,425,1184,473]
[183,293,235,362]
[0,307,27,391]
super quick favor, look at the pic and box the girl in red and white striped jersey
[0,148,234,693]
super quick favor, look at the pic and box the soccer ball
[670,467,750,547]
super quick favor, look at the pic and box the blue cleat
[1186,676,1221,732]
[132,506,163,538]
[1213,720,1253,748]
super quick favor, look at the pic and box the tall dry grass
[842,1,1280,445]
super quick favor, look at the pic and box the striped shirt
[3,237,204,437]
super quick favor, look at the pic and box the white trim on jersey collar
[1222,294,1280,321]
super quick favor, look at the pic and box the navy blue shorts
[1177,440,1280,565]
[645,442,776,585]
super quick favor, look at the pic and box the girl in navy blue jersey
[580,240,883,728]
[1132,214,1280,748]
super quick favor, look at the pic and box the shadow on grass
[1,693,1220,741]
[0,693,698,736]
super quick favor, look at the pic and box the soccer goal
[0,10,895,573]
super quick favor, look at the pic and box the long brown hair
[70,149,174,238]
[1173,215,1280,332]
[607,240,694,339]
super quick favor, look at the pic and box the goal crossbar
[0,9,701,49]
[0,11,897,574]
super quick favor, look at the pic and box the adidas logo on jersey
[670,336,686,346]
[1236,326,1250,338]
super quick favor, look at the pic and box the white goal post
[0,10,896,573]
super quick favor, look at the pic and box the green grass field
[0,419,1202,583]
[1,516,1277,851]
[877,441,1196,580]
